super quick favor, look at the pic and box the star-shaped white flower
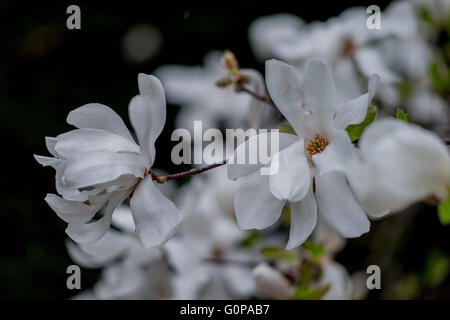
[35,74,184,248]
[228,58,378,249]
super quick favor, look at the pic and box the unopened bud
[253,263,295,300]
[221,50,239,74]
[216,77,233,87]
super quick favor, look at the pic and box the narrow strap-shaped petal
[66,189,131,244]
[130,175,185,248]
[67,103,134,142]
[315,171,370,238]
[269,138,310,202]
[55,128,140,158]
[129,74,166,167]
[45,193,109,224]
[334,74,379,129]
[234,171,286,230]
[286,185,317,249]
[61,150,145,189]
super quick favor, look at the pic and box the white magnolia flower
[346,119,450,216]
[68,205,173,300]
[248,2,422,106]
[35,74,184,247]
[166,167,258,299]
[155,51,266,132]
[228,59,379,248]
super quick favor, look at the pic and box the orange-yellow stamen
[306,135,329,156]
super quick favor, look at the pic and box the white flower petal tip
[130,176,185,248]
[234,172,285,230]
[315,172,370,238]
[269,139,310,202]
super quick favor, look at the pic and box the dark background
[1,0,449,299]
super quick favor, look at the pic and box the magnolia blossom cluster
[35,0,450,300]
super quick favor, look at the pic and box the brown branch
[151,160,227,183]
[236,85,283,117]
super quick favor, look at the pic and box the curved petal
[130,175,184,248]
[334,74,379,129]
[286,185,317,249]
[55,128,140,158]
[234,171,285,230]
[228,132,298,180]
[354,47,400,84]
[61,150,145,189]
[265,59,305,136]
[299,59,338,131]
[312,129,356,175]
[129,74,166,167]
[45,193,109,224]
[67,103,134,142]
[315,171,370,238]
[269,138,310,202]
[34,155,62,169]
[45,137,59,157]
[66,190,130,244]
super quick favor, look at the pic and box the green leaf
[423,250,449,288]
[261,247,299,262]
[345,105,377,142]
[302,241,325,260]
[280,123,296,135]
[240,231,260,247]
[396,109,409,123]
[438,197,450,225]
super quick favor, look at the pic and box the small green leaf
[261,247,299,262]
[280,123,296,135]
[423,250,449,288]
[345,105,377,142]
[396,109,409,123]
[302,241,325,260]
[240,231,260,247]
[438,198,450,225]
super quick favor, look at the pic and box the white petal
[129,74,166,167]
[315,171,370,238]
[55,128,140,158]
[253,263,294,300]
[265,59,306,136]
[353,119,450,211]
[269,139,310,202]
[222,264,256,298]
[67,103,134,142]
[66,190,130,244]
[130,175,184,248]
[61,150,145,189]
[227,132,298,180]
[286,185,317,249]
[354,47,399,84]
[234,171,285,230]
[299,59,338,128]
[334,74,379,129]
[312,129,355,175]
[34,155,62,169]
[45,137,59,157]
[45,193,109,224]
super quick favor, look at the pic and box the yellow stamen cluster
[306,135,329,156]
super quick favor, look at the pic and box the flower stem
[151,160,227,183]
[236,85,282,116]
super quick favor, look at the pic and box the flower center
[306,135,329,156]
